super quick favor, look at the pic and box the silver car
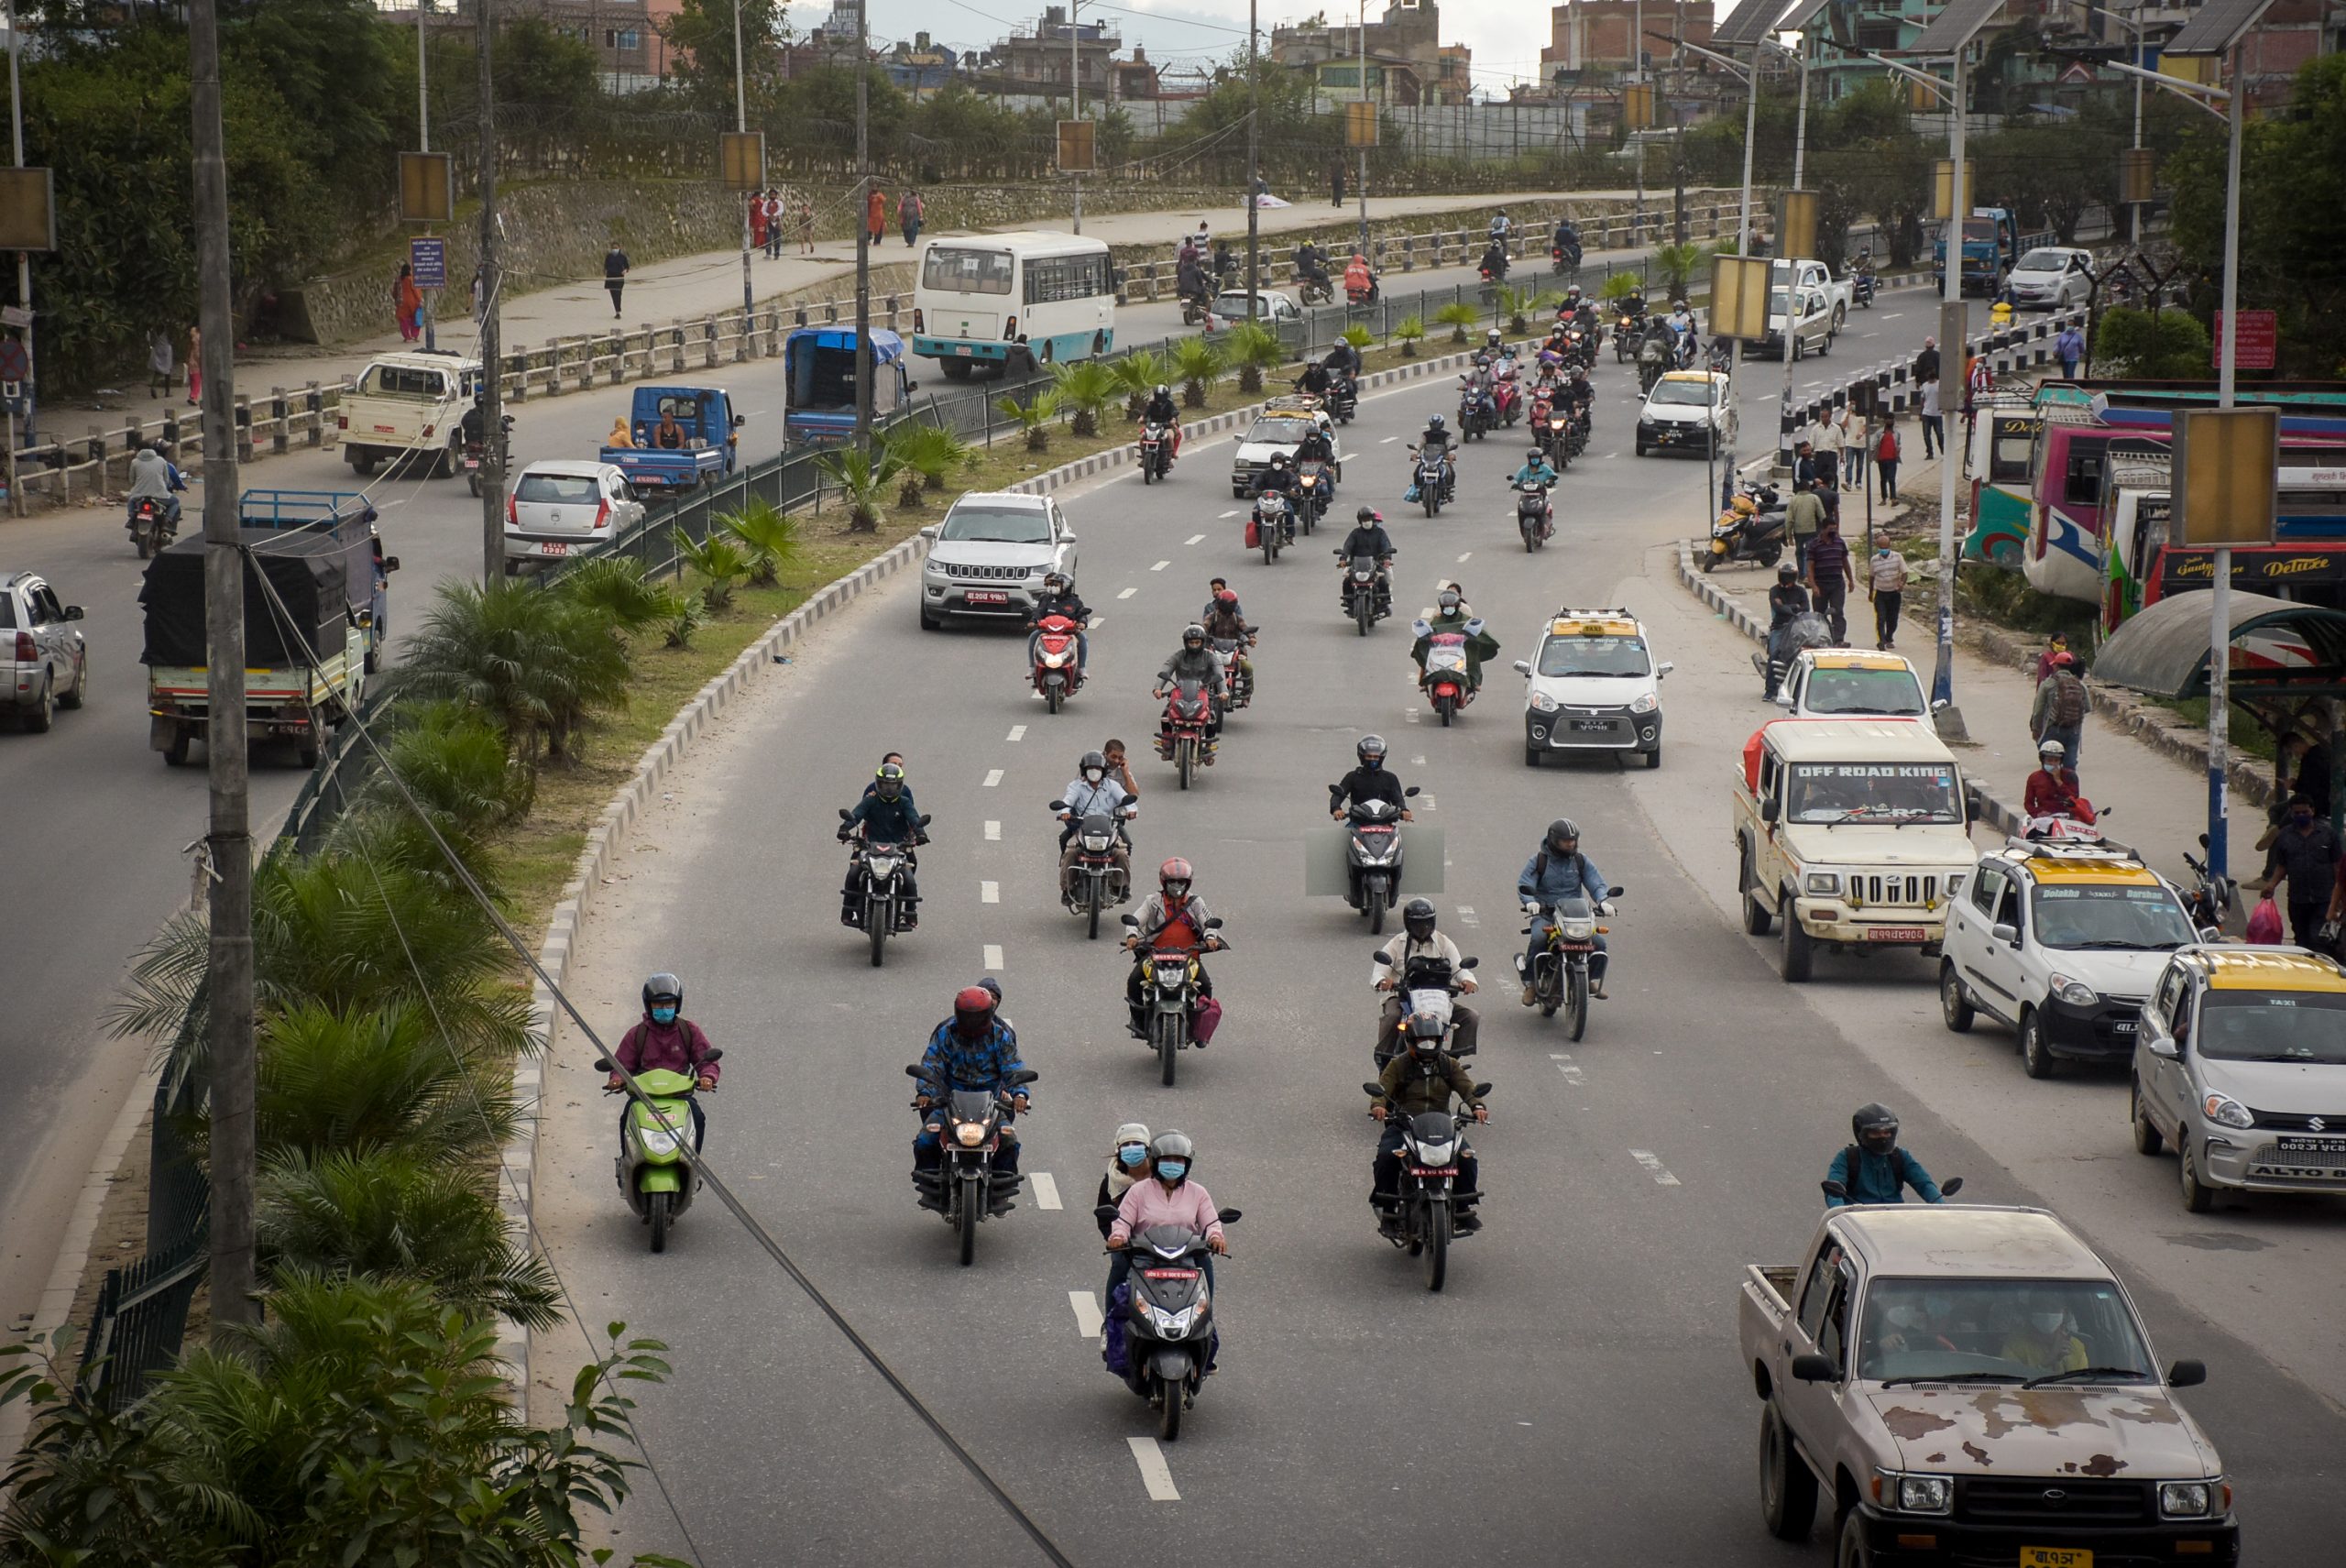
[2,571,88,732]
[2007,247,2093,311]
[917,491,1078,629]
[2132,944,2346,1211]
[502,460,644,575]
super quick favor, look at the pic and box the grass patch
[1954,561,2099,642]
[2145,695,2279,765]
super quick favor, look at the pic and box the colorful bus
[1960,393,2041,566]
[2101,463,2346,634]
[911,232,1115,379]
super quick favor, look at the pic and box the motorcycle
[1363,1074,1490,1291]
[128,495,178,559]
[1615,312,1646,363]
[1551,242,1581,279]
[1521,887,1623,1041]
[1031,613,1086,713]
[2020,803,2111,845]
[1370,948,1480,1068]
[1532,400,1574,471]
[1157,676,1216,789]
[1565,402,1592,460]
[1299,272,1334,306]
[1052,798,1136,938]
[838,811,931,966]
[1210,634,1255,710]
[1338,550,1390,635]
[1323,375,1359,422]
[2181,832,2235,936]
[1492,375,1523,429]
[1180,289,1213,327]
[462,414,514,498]
[596,1047,722,1254]
[1458,384,1495,443]
[1097,1202,1241,1439]
[1293,460,1331,533]
[1343,787,1420,933]
[1853,269,1877,308]
[1137,420,1175,483]
[1760,609,1835,699]
[1409,445,1450,518]
[1637,339,1672,397]
[1705,500,1788,573]
[1122,914,1228,1084]
[1511,480,1554,553]
[905,1062,1038,1266]
[1252,491,1294,563]
[1414,620,1480,725]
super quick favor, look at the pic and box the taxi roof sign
[2028,858,2164,887]
[1812,652,1913,672]
[2199,947,2346,991]
[1551,617,1639,637]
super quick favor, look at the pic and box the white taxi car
[1773,648,1928,718]
[1633,369,1727,458]
[1511,609,1672,769]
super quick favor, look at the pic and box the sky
[853,0,1567,100]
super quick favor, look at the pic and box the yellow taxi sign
[2030,859,2162,888]
[1550,617,1638,638]
[1812,652,1909,672]
[2202,948,2346,992]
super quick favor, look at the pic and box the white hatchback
[503,460,644,575]
[1511,609,1671,768]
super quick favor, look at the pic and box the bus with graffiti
[2100,460,2346,634]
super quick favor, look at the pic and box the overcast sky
[850,0,1562,99]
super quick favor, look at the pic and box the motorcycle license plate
[538,541,570,555]
[1558,941,1595,953]
[1409,1167,1458,1178]
[1570,719,1610,732]
[1867,927,1929,942]
[1143,1267,1200,1279]
[2017,1551,2090,1568]
[965,590,1009,605]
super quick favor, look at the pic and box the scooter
[128,495,179,560]
[1137,420,1175,483]
[1492,376,1523,428]
[1051,798,1136,938]
[1156,676,1216,789]
[1097,1204,1241,1439]
[1364,1077,1489,1291]
[1210,634,1255,710]
[1415,620,1481,725]
[1345,273,1380,306]
[1031,613,1085,713]
[839,812,931,966]
[1520,888,1624,1041]
[1338,550,1390,635]
[1511,480,1554,552]
[1341,787,1420,933]
[1122,915,1228,1085]
[597,1048,722,1254]
[906,1063,1038,1266]
[1706,502,1789,573]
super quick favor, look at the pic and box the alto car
[1512,609,1670,769]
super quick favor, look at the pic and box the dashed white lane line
[1630,1148,1682,1187]
[1404,707,1420,724]
[1151,560,1171,571]
[1881,311,1904,319]
[984,820,1002,840]
[1219,509,1240,519]
[1549,1052,1585,1086]
[1127,1436,1182,1502]
[982,943,1005,970]
[1418,793,1436,810]
[1031,1171,1062,1210]
[1119,587,1138,599]
[1088,614,1105,629]
[1007,725,1027,742]
[1456,552,1472,563]
[1410,754,1427,766]
[981,881,1000,904]
[983,768,1003,787]
[1602,451,1619,460]
[1379,434,1399,444]
[1456,904,1477,927]
[1069,1288,1103,1339]
[1185,532,1206,545]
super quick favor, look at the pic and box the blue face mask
[1157,1160,1189,1181]
[1118,1145,1148,1168]
[651,1005,678,1025]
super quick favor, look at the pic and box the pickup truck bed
[601,444,725,492]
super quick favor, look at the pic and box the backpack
[2049,673,2088,729]
[1876,427,1900,462]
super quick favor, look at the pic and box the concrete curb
[494,527,931,1388]
[1669,537,2028,839]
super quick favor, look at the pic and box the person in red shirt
[606,971,719,1149]
[2023,739,2096,826]
[1122,858,1224,1038]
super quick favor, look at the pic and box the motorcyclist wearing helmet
[1764,562,1814,699]
[1372,897,1481,1064]
[1369,1017,1487,1232]
[1343,251,1376,303]
[1551,217,1581,267]
[1485,327,1506,357]
[1294,239,1332,293]
[1329,732,1410,817]
[1325,337,1362,385]
[607,972,718,1150]
[1294,358,1333,398]
[1200,589,1256,699]
[1105,1131,1227,1300]
[2023,737,2095,826]
[1138,382,1182,459]
[1176,252,1209,311]
[1123,859,1223,1038]
[1156,623,1226,748]
[1825,1103,1947,1206]
[1518,817,1612,1003]
[1478,236,1509,282]
[1414,412,1457,499]
[839,762,926,927]
[1057,749,1135,891]
[1511,446,1560,490]
[860,751,913,805]
[1294,420,1335,470]
[1410,585,1499,693]
[1339,506,1396,566]
[1252,454,1300,544]
[1026,570,1091,675]
[912,986,1030,1196]
[126,441,187,532]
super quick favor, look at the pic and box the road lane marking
[1127,1437,1182,1501]
[1186,533,1205,545]
[981,881,1000,904]
[983,943,1004,969]
[1602,451,1619,460]
[1881,312,1903,319]
[1219,510,1239,519]
[1456,552,1472,563]
[1007,725,1027,742]
[983,769,1003,787]
[1549,1053,1585,1086]
[1411,754,1427,766]
[1379,434,1399,444]
[1418,793,1435,810]
[1069,1289,1103,1339]
[984,820,1002,840]
[1119,587,1138,599]
[1456,904,1476,927]
[1031,1172,1062,1210]
[1629,1148,1681,1187]
[1404,707,1420,724]
[1087,615,1104,629]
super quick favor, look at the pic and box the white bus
[912,232,1116,379]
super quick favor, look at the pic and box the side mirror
[1004,1069,1041,1087]
[1772,690,1795,709]
[1473,1082,1493,1097]
[702,1047,723,1061]
[64,605,84,620]
[1939,1177,1965,1198]
[2198,927,2223,944]
[1121,914,1141,927]
[1821,1179,1849,1200]
[2146,1035,2180,1061]
[1607,885,1625,897]
[2198,832,2210,849]
[1216,1208,1243,1224]
[2166,1359,2208,1388]
[1760,799,1781,825]
[1658,661,1674,677]
[904,1064,930,1080]
[1362,1081,1385,1096]
[1991,923,2019,946]
[1204,916,1224,929]
[917,814,934,827]
[1404,785,1421,797]
[593,1057,615,1072]
[1094,1204,1122,1223]
[1373,949,1394,966]
[732,413,747,428]
[838,807,853,821]
[1048,800,1068,812]
[1512,659,1532,675]
[1461,957,1479,970]
[1791,1354,1840,1384]
[918,525,939,541]
[382,556,401,573]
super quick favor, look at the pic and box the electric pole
[416,0,435,351]
[478,0,503,584]
[1244,0,1259,323]
[853,0,872,453]
[1070,0,1084,233]
[735,0,754,353]
[188,0,256,1340]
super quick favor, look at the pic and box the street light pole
[2208,46,2246,879]
[1632,0,1644,232]
[853,0,872,453]
[1356,0,1369,259]
[416,0,434,350]
[734,0,755,356]
[1070,1,1083,233]
[1932,49,1967,731]
[1776,34,1812,470]
[477,0,502,586]
[5,0,33,510]
[1244,0,1259,323]
[1719,45,1760,511]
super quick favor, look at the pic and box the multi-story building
[1269,1,1472,106]
[976,5,1123,98]
[1538,0,1716,74]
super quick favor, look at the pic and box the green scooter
[598,1049,720,1253]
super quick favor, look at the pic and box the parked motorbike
[2182,833,2235,936]
[1051,798,1136,938]
[1137,420,1175,483]
[1511,479,1554,553]
[1370,948,1479,1068]
[1416,620,1480,725]
[1705,500,1789,573]
[1760,609,1835,698]
[1293,460,1331,533]
[1521,888,1623,1041]
[128,495,178,559]
[1157,676,1216,789]
[1252,491,1294,564]
[1364,1076,1490,1291]
[1122,914,1228,1084]
[1210,634,1255,710]
[1409,445,1450,518]
[1338,549,1391,635]
[838,811,930,966]
[906,1062,1037,1266]
[1031,613,1085,713]
[1343,787,1420,933]
[1097,1203,1241,1438]
[596,1048,722,1254]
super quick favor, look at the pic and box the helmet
[1486,327,1503,344]
[1777,561,1798,579]
[2038,738,2066,760]
[1529,447,1544,462]
[1356,505,1379,525]
[1566,284,1582,300]
[1150,1130,1196,1182]
[1403,896,1437,940]
[1181,622,1206,650]
[1545,817,1579,856]
[1428,414,1446,433]
[873,762,906,803]
[641,972,683,1015]
[1852,1102,1900,1156]
[1270,453,1288,469]
[1357,734,1388,768]
[1155,383,1170,398]
[1438,587,1462,612]
[1214,588,1237,608]
[1158,856,1193,900]
[1081,749,1107,782]
[952,984,997,1040]
[1042,570,1068,592]
[1404,995,1453,1050]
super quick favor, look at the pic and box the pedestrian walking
[1840,407,1867,492]
[2030,652,2090,771]
[1813,409,1845,490]
[1919,377,1944,460]
[1331,159,1345,208]
[1806,516,1856,644]
[749,193,769,257]
[1785,480,1826,580]
[186,323,203,406]
[147,328,174,400]
[2056,321,2084,379]
[1869,544,1906,650]
[1003,334,1040,378]
[1874,416,1901,501]
[866,186,888,247]
[764,191,785,258]
[603,243,630,319]
[2033,630,2070,685]
[469,264,486,323]
[898,190,924,248]
[796,196,816,256]
[2259,798,2341,950]
[394,261,422,343]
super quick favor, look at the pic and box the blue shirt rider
[1510,452,1560,488]
[1518,818,1611,1002]
[912,987,1029,1193]
[1825,1103,1947,1206]
[841,762,926,927]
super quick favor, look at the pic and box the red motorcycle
[1492,373,1523,428]
[1156,675,1217,790]
[1031,614,1085,714]
[1136,421,1175,485]
[1414,623,1479,727]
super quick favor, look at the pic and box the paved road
[533,338,2346,1563]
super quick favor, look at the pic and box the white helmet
[1114,1121,1151,1148]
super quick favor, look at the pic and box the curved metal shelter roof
[2092,590,2346,703]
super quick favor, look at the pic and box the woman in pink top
[1105,1132,1224,1299]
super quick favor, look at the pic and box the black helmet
[1545,818,1579,856]
[1043,569,1068,591]
[1428,414,1446,433]
[1150,1129,1196,1182]
[1080,749,1107,781]
[1181,621,1206,650]
[1403,896,1437,940]
[1270,453,1288,469]
[1853,1102,1900,1156]
[1357,734,1388,768]
[873,762,906,803]
[1438,587,1462,612]
[1529,446,1544,462]
[641,972,683,1014]
[1405,1008,1449,1049]
[1155,382,1170,398]
[1355,505,1379,525]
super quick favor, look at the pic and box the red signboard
[2212,310,2277,371]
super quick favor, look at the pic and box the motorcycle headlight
[2048,973,2099,1007]
[1804,872,1842,895]
[1148,1303,1195,1336]
[1529,691,1560,712]
[1559,916,1596,941]
[955,1122,988,1147]
[638,1126,680,1156]
[2160,1480,2222,1519]
[2201,1091,2255,1131]
[1042,651,1067,667]
[1414,1141,1456,1166]
[867,856,897,875]
[1083,834,1113,850]
[1629,692,1660,715]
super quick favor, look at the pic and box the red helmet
[1216,588,1237,606]
[952,985,996,1039]
[1158,857,1193,899]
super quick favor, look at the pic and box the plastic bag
[1192,995,1223,1046]
[1102,1282,1131,1376]
[1403,482,1421,504]
[1244,518,1259,549]
[2246,894,2285,945]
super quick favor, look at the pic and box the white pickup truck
[1771,258,1854,334]
[334,349,481,479]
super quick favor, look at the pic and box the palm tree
[994,389,1061,453]
[365,698,524,846]
[254,1002,519,1163]
[556,554,686,638]
[1169,336,1225,408]
[814,443,904,530]
[399,577,632,771]
[673,527,751,609]
[1339,324,1373,356]
[1395,314,1427,358]
[1600,270,1644,303]
[258,1148,561,1330]
[1111,348,1168,417]
[718,496,803,585]
[1433,301,1481,345]
[1223,321,1284,394]
[1655,242,1710,298]
[882,422,973,509]
[1049,359,1121,438]
[1496,284,1542,336]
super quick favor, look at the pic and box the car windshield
[940,505,1050,544]
[2031,884,2196,950]
[2015,249,2068,273]
[1247,418,1317,445]
[1962,218,1998,240]
[921,247,1014,295]
[1648,379,1717,408]
[1214,293,1271,316]
[1803,667,1926,716]
[1539,634,1650,677]
[2197,989,2346,1064]
[515,474,603,505]
[1785,762,1962,823]
[1857,1277,2152,1386]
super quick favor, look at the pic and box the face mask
[651,1005,677,1025]
[2295,811,2315,827]
[1157,1161,1188,1181]
[2030,1311,2066,1335]
[1118,1145,1148,1168]
[1440,595,1460,611]
[1085,769,1104,784]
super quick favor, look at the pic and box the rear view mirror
[1791,1354,1840,1384]
[382,556,401,573]
[1095,1204,1121,1223]
[917,815,934,828]
[1004,1069,1040,1087]
[1048,799,1068,812]
[904,1064,930,1080]
[1460,957,1479,970]
[63,605,84,620]
[1362,1080,1385,1096]
[1607,885,1625,897]
[1216,1208,1243,1224]
[1513,659,1532,675]
[1404,785,1421,797]
[838,807,853,821]
[1939,1177,1965,1198]
[1991,923,2019,946]
[1658,661,1674,677]
[1760,800,1781,824]
[1821,1179,1849,1200]
[702,1047,723,1061]
[593,1057,615,1072]
[1373,950,1393,966]
[1772,690,1795,708]
[1121,913,1140,927]
[2166,1359,2207,1388]
[1204,916,1224,929]
[1473,1082,1493,1097]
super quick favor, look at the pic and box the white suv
[1511,609,1670,768]
[1940,841,2202,1079]
[917,491,1079,630]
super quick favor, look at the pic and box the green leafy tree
[1394,314,1426,357]
[658,0,790,116]
[1113,348,1168,417]
[1169,337,1225,406]
[2091,306,2211,379]
[995,389,1061,450]
[814,444,905,530]
[400,579,634,770]
[494,16,605,107]
[1222,322,1284,394]
[1433,301,1481,345]
[1049,358,1121,437]
[365,699,526,848]
[718,497,804,582]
